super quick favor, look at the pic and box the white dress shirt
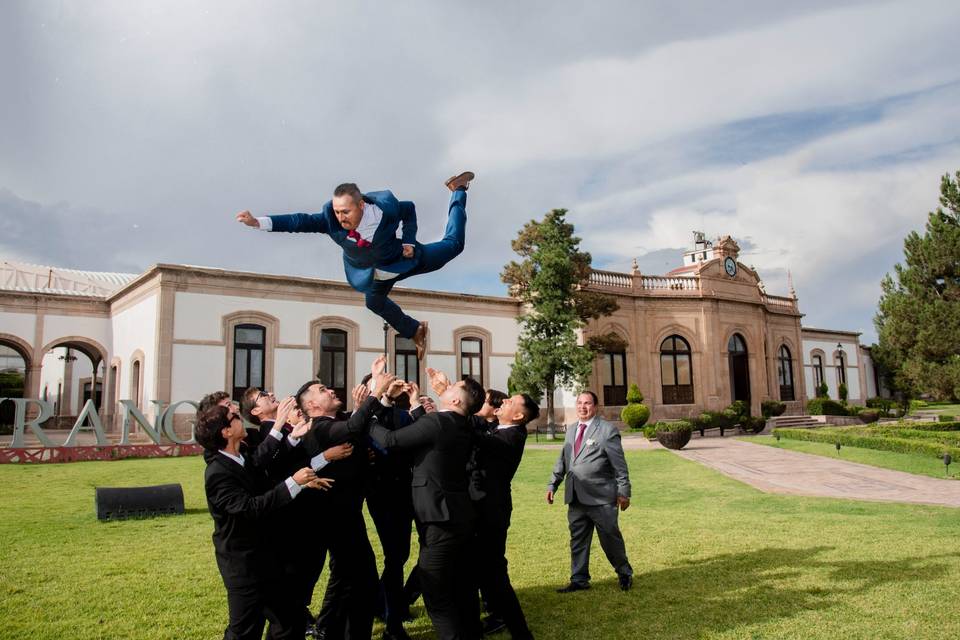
[218,449,303,498]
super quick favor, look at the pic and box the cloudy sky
[2,1,959,343]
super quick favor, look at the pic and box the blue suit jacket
[267,190,419,293]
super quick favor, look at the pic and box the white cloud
[440,0,960,168]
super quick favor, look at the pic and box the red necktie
[574,422,587,456]
[347,230,371,248]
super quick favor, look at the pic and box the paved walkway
[668,435,960,508]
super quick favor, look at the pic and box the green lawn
[922,402,960,415]
[747,435,958,479]
[2,450,960,639]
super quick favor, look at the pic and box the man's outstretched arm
[236,210,330,234]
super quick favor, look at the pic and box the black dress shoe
[618,574,633,591]
[556,582,590,593]
[481,615,507,635]
[382,627,413,640]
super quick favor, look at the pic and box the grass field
[748,435,959,479]
[2,450,960,639]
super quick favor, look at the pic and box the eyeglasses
[256,389,273,402]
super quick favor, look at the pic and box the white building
[0,243,887,436]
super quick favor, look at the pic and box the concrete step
[768,415,821,429]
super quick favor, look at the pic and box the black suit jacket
[204,453,294,587]
[369,410,475,525]
[478,425,527,513]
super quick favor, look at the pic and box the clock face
[724,257,737,277]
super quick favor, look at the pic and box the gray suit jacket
[547,416,631,506]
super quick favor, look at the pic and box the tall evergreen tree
[501,209,618,436]
[874,170,960,400]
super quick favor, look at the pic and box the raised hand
[235,210,260,227]
[386,379,407,400]
[371,354,387,377]
[290,419,312,439]
[275,396,297,429]
[406,382,421,404]
[324,442,354,461]
[426,367,450,395]
[352,383,371,407]
[306,477,334,491]
[292,467,317,486]
[372,373,398,398]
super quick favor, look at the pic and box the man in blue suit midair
[236,172,474,359]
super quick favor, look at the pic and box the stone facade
[0,239,884,434]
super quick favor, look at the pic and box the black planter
[656,429,692,450]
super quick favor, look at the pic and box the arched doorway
[0,339,30,430]
[39,338,108,429]
[728,333,750,404]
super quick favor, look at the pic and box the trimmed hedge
[772,426,960,460]
[911,421,960,432]
[621,403,650,429]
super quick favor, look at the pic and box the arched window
[812,354,824,389]
[232,324,265,401]
[319,329,348,404]
[395,335,420,387]
[777,345,795,401]
[0,342,28,428]
[660,336,694,405]
[460,337,483,383]
[601,349,628,406]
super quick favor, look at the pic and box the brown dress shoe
[444,171,475,191]
[413,322,429,360]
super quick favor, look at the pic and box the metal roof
[0,260,138,298]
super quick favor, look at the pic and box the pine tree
[874,171,960,400]
[501,209,618,436]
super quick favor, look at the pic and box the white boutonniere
[586,439,596,446]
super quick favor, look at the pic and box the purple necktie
[574,422,587,456]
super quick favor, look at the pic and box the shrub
[656,420,692,450]
[838,383,848,403]
[940,415,958,423]
[761,400,787,419]
[816,382,829,398]
[742,416,767,434]
[656,420,693,433]
[807,398,848,416]
[626,384,644,404]
[866,397,894,416]
[728,400,750,419]
[701,410,736,430]
[642,422,658,439]
[620,403,650,429]
[858,410,880,424]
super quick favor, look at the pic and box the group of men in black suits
[195,358,541,640]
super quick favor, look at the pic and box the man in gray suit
[546,391,634,592]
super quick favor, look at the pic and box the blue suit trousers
[364,190,467,338]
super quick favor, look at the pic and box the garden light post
[944,453,952,477]
[383,322,389,373]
